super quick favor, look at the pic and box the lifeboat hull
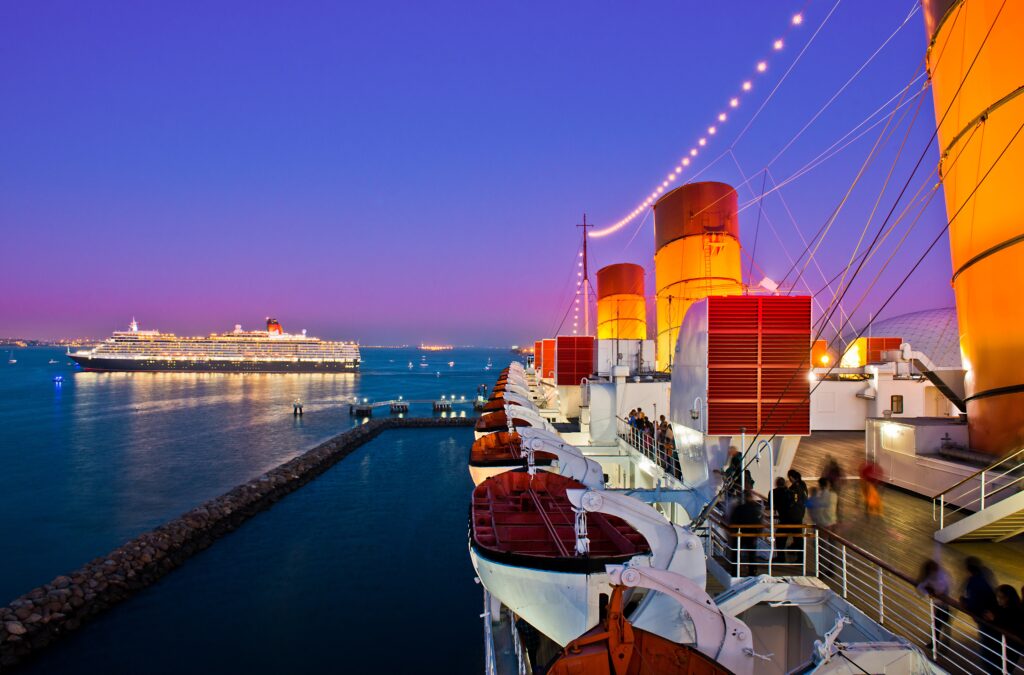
[471,547,645,647]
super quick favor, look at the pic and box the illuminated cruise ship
[68,319,360,373]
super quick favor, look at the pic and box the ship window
[890,395,904,415]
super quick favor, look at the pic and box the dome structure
[844,307,961,369]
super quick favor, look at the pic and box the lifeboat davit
[468,431,556,485]
[470,472,652,647]
[474,407,555,440]
[548,566,752,675]
[482,390,533,413]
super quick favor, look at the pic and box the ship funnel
[653,181,744,371]
[266,318,283,335]
[596,263,647,340]
[925,1,1024,454]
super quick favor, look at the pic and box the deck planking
[791,431,1024,595]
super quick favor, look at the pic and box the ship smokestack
[596,263,647,340]
[653,181,744,371]
[266,318,283,335]
[924,0,1024,454]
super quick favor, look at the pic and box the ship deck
[792,431,1024,593]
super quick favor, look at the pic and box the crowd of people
[625,408,679,477]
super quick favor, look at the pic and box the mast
[577,214,593,335]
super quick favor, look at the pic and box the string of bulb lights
[589,8,809,239]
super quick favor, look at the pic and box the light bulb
[792,13,803,25]
[773,39,783,50]
[757,61,767,72]
[742,81,752,91]
[730,98,739,108]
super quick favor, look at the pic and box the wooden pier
[347,395,474,416]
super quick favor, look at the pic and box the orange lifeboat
[547,584,733,675]
[468,431,555,485]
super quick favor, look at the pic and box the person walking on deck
[915,559,952,652]
[961,556,1000,673]
[822,456,844,519]
[808,478,838,576]
[858,457,885,517]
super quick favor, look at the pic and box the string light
[589,10,803,239]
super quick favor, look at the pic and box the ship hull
[68,355,359,374]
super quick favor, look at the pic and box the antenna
[577,214,593,335]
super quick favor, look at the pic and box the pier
[347,395,474,416]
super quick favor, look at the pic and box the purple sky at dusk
[1,1,953,345]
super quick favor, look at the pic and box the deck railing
[616,416,682,479]
[697,497,1024,675]
[933,446,1024,529]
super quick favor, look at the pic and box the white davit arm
[505,405,556,433]
[500,382,531,398]
[606,565,754,675]
[566,489,704,586]
[501,391,536,411]
[516,427,604,489]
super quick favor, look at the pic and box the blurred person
[823,456,844,519]
[915,559,952,651]
[859,457,885,517]
[961,556,999,673]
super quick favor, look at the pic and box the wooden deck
[792,432,1024,594]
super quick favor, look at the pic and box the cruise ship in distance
[68,318,360,373]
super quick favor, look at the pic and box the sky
[0,1,954,345]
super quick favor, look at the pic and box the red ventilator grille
[706,295,810,436]
[555,336,594,386]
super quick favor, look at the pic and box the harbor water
[0,346,495,670]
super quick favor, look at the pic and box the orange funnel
[653,182,744,370]
[925,0,1024,454]
[596,263,647,340]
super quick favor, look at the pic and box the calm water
[21,427,481,674]
[0,346,496,604]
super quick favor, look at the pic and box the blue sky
[0,1,952,344]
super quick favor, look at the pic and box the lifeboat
[474,407,556,440]
[468,431,556,485]
[470,472,652,647]
[481,390,534,413]
[548,566,752,675]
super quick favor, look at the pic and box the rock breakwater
[0,416,474,669]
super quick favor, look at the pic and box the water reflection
[0,346,501,602]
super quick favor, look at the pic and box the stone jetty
[0,416,474,669]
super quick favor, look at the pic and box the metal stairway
[933,447,1024,542]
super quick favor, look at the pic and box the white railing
[616,416,682,479]
[509,615,529,675]
[482,589,496,675]
[933,447,1024,529]
[696,497,1024,675]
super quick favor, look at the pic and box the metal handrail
[691,498,1024,675]
[616,416,684,481]
[932,446,1024,528]
[933,447,1024,499]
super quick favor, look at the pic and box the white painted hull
[470,547,647,647]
